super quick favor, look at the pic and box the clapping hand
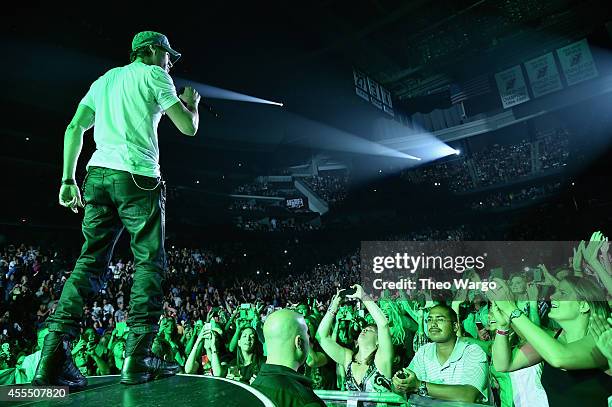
[486,278,517,314]
[583,232,607,265]
[572,241,586,271]
[589,312,612,363]
[490,302,510,329]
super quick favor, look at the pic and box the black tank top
[541,361,611,406]
[540,330,611,406]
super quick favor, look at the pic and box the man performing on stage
[33,31,201,388]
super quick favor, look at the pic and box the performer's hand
[59,184,84,213]
[179,86,201,109]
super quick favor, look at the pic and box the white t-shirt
[408,338,489,403]
[80,61,181,178]
[509,363,549,407]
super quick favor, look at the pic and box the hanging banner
[353,68,370,101]
[495,65,530,109]
[353,68,394,115]
[556,39,598,86]
[367,77,382,101]
[524,52,563,98]
[380,87,393,108]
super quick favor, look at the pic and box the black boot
[32,332,87,390]
[120,332,179,385]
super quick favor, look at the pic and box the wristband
[62,179,76,185]
[496,329,510,336]
[417,381,428,396]
[508,309,525,325]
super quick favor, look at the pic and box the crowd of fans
[472,140,532,187]
[303,174,350,206]
[537,129,570,171]
[1,230,610,405]
[405,130,571,193]
[233,182,281,197]
[228,199,267,212]
[471,182,563,210]
[234,218,321,233]
[403,159,474,193]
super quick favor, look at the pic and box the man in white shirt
[393,304,489,403]
[102,299,114,320]
[35,31,200,389]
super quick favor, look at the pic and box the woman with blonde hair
[489,275,610,405]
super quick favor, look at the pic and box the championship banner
[495,65,530,109]
[556,39,598,86]
[367,77,382,102]
[524,52,563,98]
[353,68,370,101]
[380,87,393,108]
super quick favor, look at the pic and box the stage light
[175,79,284,107]
[454,149,461,155]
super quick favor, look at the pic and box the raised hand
[203,333,217,352]
[589,312,612,363]
[453,286,468,304]
[329,289,343,312]
[345,284,365,301]
[572,241,586,271]
[235,318,249,330]
[526,282,538,302]
[486,279,517,314]
[538,263,559,287]
[583,237,607,264]
[179,86,201,109]
[490,302,510,329]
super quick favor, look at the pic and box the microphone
[178,87,220,118]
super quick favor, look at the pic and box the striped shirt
[408,338,489,403]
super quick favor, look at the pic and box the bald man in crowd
[251,309,326,407]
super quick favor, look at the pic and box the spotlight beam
[176,79,283,107]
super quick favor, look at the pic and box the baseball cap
[131,31,181,63]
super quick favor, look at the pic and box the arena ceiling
[285,0,611,99]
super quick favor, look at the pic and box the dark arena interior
[1,2,611,406]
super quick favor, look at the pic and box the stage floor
[4,374,275,406]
